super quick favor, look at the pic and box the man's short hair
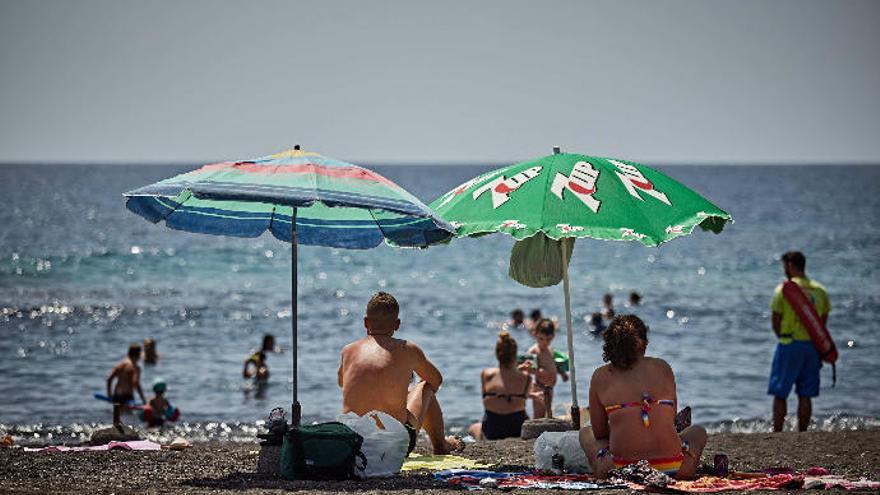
[781,251,806,271]
[366,292,399,320]
[128,343,142,360]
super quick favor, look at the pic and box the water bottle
[551,453,565,474]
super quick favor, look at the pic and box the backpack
[279,422,367,480]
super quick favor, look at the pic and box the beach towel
[24,440,161,452]
[644,473,878,492]
[655,474,804,492]
[401,454,491,471]
[434,469,628,491]
[803,476,880,491]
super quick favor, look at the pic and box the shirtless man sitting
[338,292,461,454]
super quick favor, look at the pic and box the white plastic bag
[337,410,410,478]
[533,430,591,474]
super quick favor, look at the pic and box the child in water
[526,319,568,418]
[243,334,278,383]
[140,378,180,427]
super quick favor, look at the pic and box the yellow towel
[401,453,491,471]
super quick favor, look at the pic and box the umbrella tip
[553,146,561,155]
[294,144,301,151]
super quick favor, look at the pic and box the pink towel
[25,440,161,452]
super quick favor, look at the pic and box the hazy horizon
[2,0,879,165]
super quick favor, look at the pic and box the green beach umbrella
[431,148,732,427]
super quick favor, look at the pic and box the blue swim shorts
[767,341,821,398]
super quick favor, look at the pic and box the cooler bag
[279,422,366,480]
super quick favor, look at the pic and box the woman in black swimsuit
[468,331,532,440]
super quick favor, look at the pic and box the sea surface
[1,163,878,444]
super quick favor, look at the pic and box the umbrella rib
[367,209,394,246]
[539,154,558,239]
[151,193,195,223]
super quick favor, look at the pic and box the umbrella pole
[291,208,301,427]
[560,238,580,430]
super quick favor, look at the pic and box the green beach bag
[279,421,367,480]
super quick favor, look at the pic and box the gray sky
[1,0,878,164]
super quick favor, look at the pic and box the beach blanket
[639,474,879,492]
[24,440,161,452]
[658,474,804,492]
[434,470,628,491]
[434,469,878,492]
[803,476,880,491]
[401,454,491,471]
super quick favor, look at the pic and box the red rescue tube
[782,281,838,385]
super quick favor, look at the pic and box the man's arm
[771,312,782,338]
[133,367,146,404]
[337,354,344,388]
[106,365,118,397]
[409,343,442,393]
[243,357,256,378]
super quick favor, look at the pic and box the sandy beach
[1,429,876,494]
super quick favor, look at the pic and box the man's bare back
[339,336,424,424]
[338,292,460,454]
[107,344,146,404]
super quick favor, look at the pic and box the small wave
[704,413,879,434]
[0,421,263,446]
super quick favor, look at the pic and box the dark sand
[1,429,876,494]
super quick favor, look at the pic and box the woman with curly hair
[579,315,707,479]
[468,331,532,440]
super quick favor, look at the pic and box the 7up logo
[435,171,497,209]
[551,160,601,213]
[609,159,671,206]
[472,166,542,208]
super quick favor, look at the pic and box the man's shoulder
[806,278,829,294]
[342,337,371,351]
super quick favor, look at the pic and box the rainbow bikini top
[604,392,675,428]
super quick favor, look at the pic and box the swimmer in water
[526,309,543,335]
[243,334,280,383]
[507,308,525,330]
[602,293,615,320]
[243,350,270,383]
[143,338,159,365]
[141,378,180,427]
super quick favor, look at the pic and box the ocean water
[1,163,878,444]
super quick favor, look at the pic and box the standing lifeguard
[768,251,831,432]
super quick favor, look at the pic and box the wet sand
[0,429,876,494]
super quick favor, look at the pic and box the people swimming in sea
[628,291,642,307]
[106,343,146,408]
[243,350,270,383]
[601,293,615,320]
[338,292,462,454]
[143,338,159,365]
[506,308,526,330]
[468,331,532,440]
[588,312,607,335]
[243,333,279,383]
[140,378,180,427]
[526,318,568,418]
[579,315,707,480]
[526,309,543,335]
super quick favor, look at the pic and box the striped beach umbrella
[125,147,453,424]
